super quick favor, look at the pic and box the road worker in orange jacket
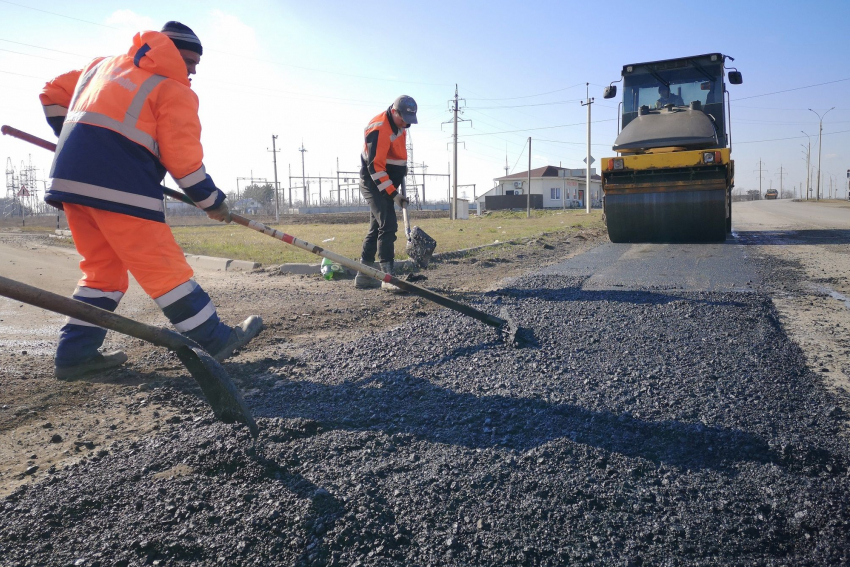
[40,21,262,380]
[354,96,416,292]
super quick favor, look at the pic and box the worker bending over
[40,21,262,379]
[355,96,416,292]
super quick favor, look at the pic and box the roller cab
[601,53,742,243]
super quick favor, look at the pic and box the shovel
[2,125,531,347]
[0,275,259,436]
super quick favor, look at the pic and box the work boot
[380,261,405,294]
[213,316,263,362]
[354,259,381,289]
[54,350,128,381]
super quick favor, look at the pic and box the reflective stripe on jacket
[41,30,224,222]
[360,108,407,197]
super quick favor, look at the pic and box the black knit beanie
[161,21,203,55]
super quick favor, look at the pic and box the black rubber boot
[354,259,381,289]
[213,316,263,362]
[54,350,128,381]
[380,261,405,294]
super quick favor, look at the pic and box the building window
[550,187,561,199]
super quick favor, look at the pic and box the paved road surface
[734,198,850,233]
[540,199,847,295]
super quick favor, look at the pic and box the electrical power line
[0,38,93,58]
[465,83,585,101]
[732,77,850,101]
[0,69,43,79]
[466,98,583,110]
[509,138,529,175]
[0,47,68,61]
[459,119,616,137]
[735,128,850,145]
[0,0,113,28]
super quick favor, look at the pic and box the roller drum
[605,188,727,243]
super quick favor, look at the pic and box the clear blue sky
[2,0,848,201]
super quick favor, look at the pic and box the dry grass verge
[4,209,605,264]
[171,209,604,264]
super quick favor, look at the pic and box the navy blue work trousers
[359,181,398,264]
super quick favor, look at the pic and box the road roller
[600,53,743,242]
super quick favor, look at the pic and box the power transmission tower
[442,85,470,220]
[581,83,595,214]
[298,141,308,206]
[5,157,15,202]
[287,163,292,207]
[405,130,422,209]
[268,134,280,222]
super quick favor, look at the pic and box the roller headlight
[703,152,715,164]
[613,159,624,170]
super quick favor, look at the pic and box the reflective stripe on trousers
[55,286,123,368]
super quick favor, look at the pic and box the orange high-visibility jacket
[40,31,224,222]
[360,109,408,197]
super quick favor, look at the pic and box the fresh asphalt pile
[2,272,850,567]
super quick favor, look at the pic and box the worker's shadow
[251,350,842,476]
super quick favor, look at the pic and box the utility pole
[443,85,469,220]
[268,135,280,222]
[298,141,308,207]
[527,137,531,218]
[754,160,767,198]
[801,131,813,200]
[452,86,458,220]
[809,107,835,201]
[581,83,594,214]
[775,165,787,199]
[287,164,292,207]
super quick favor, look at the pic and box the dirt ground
[0,226,604,498]
[733,200,850,396]
[757,246,850,394]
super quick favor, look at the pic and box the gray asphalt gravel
[1,258,849,566]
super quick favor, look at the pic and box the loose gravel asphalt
[1,258,849,566]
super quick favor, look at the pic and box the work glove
[206,201,232,223]
[393,192,410,208]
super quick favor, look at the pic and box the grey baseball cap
[392,95,418,125]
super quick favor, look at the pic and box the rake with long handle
[2,125,527,345]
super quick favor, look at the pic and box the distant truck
[765,189,778,200]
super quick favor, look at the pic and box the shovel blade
[498,307,537,348]
[405,226,437,269]
[175,345,259,437]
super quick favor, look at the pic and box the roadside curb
[187,240,516,276]
[183,254,260,272]
[49,230,530,274]
[271,241,514,276]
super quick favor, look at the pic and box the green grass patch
[172,209,604,265]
